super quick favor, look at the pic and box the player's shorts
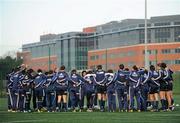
[56,87,67,95]
[96,86,106,94]
[167,82,173,91]
[149,86,159,94]
[159,81,168,91]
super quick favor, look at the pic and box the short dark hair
[124,68,129,71]
[60,65,65,70]
[82,70,87,76]
[160,62,167,69]
[71,69,77,73]
[157,63,161,67]
[107,69,113,73]
[87,70,93,74]
[45,71,49,75]
[97,65,102,70]
[37,69,42,73]
[132,65,138,71]
[27,69,34,74]
[150,65,155,71]
[49,70,53,74]
[119,64,124,70]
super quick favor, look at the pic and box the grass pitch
[0,96,180,123]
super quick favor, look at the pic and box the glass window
[102,54,106,59]
[175,60,180,64]
[162,49,171,54]
[175,48,180,53]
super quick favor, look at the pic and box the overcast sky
[0,0,180,56]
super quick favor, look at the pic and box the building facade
[21,15,180,71]
[88,42,180,71]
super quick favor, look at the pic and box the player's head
[160,62,167,69]
[124,68,129,71]
[107,69,113,73]
[150,65,155,71]
[45,71,49,75]
[14,67,20,73]
[21,69,26,75]
[132,65,138,71]
[27,69,34,74]
[37,69,42,74]
[82,70,87,77]
[48,70,53,76]
[87,70,93,74]
[60,65,65,71]
[119,64,124,70]
[97,65,102,70]
[71,69,77,74]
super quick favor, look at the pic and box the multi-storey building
[20,15,180,71]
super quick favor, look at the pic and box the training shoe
[169,106,175,111]
[8,109,12,112]
[87,109,93,112]
[37,109,42,113]
[24,110,28,113]
[166,109,172,112]
[147,105,153,111]
[100,109,105,112]
[94,105,100,110]
[137,110,141,112]
[129,110,133,112]
[120,110,124,112]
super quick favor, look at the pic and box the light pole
[144,0,149,69]
[48,45,51,71]
[105,48,108,71]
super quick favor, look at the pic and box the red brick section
[30,56,57,71]
[17,51,57,71]
[88,42,180,71]
[83,27,96,33]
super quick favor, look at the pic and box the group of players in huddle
[6,62,174,113]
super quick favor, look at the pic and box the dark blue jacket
[54,71,69,89]
[114,70,129,89]
[44,75,55,91]
[10,72,24,90]
[94,69,106,86]
[140,71,151,88]
[129,70,144,88]
[149,70,162,87]
[162,69,174,82]
[34,73,46,89]
[21,74,33,90]
[6,71,14,89]
[105,73,115,91]
[69,73,84,91]
[84,74,96,92]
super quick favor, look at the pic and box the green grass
[0,95,180,123]
[173,73,180,94]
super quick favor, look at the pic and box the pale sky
[0,0,180,56]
